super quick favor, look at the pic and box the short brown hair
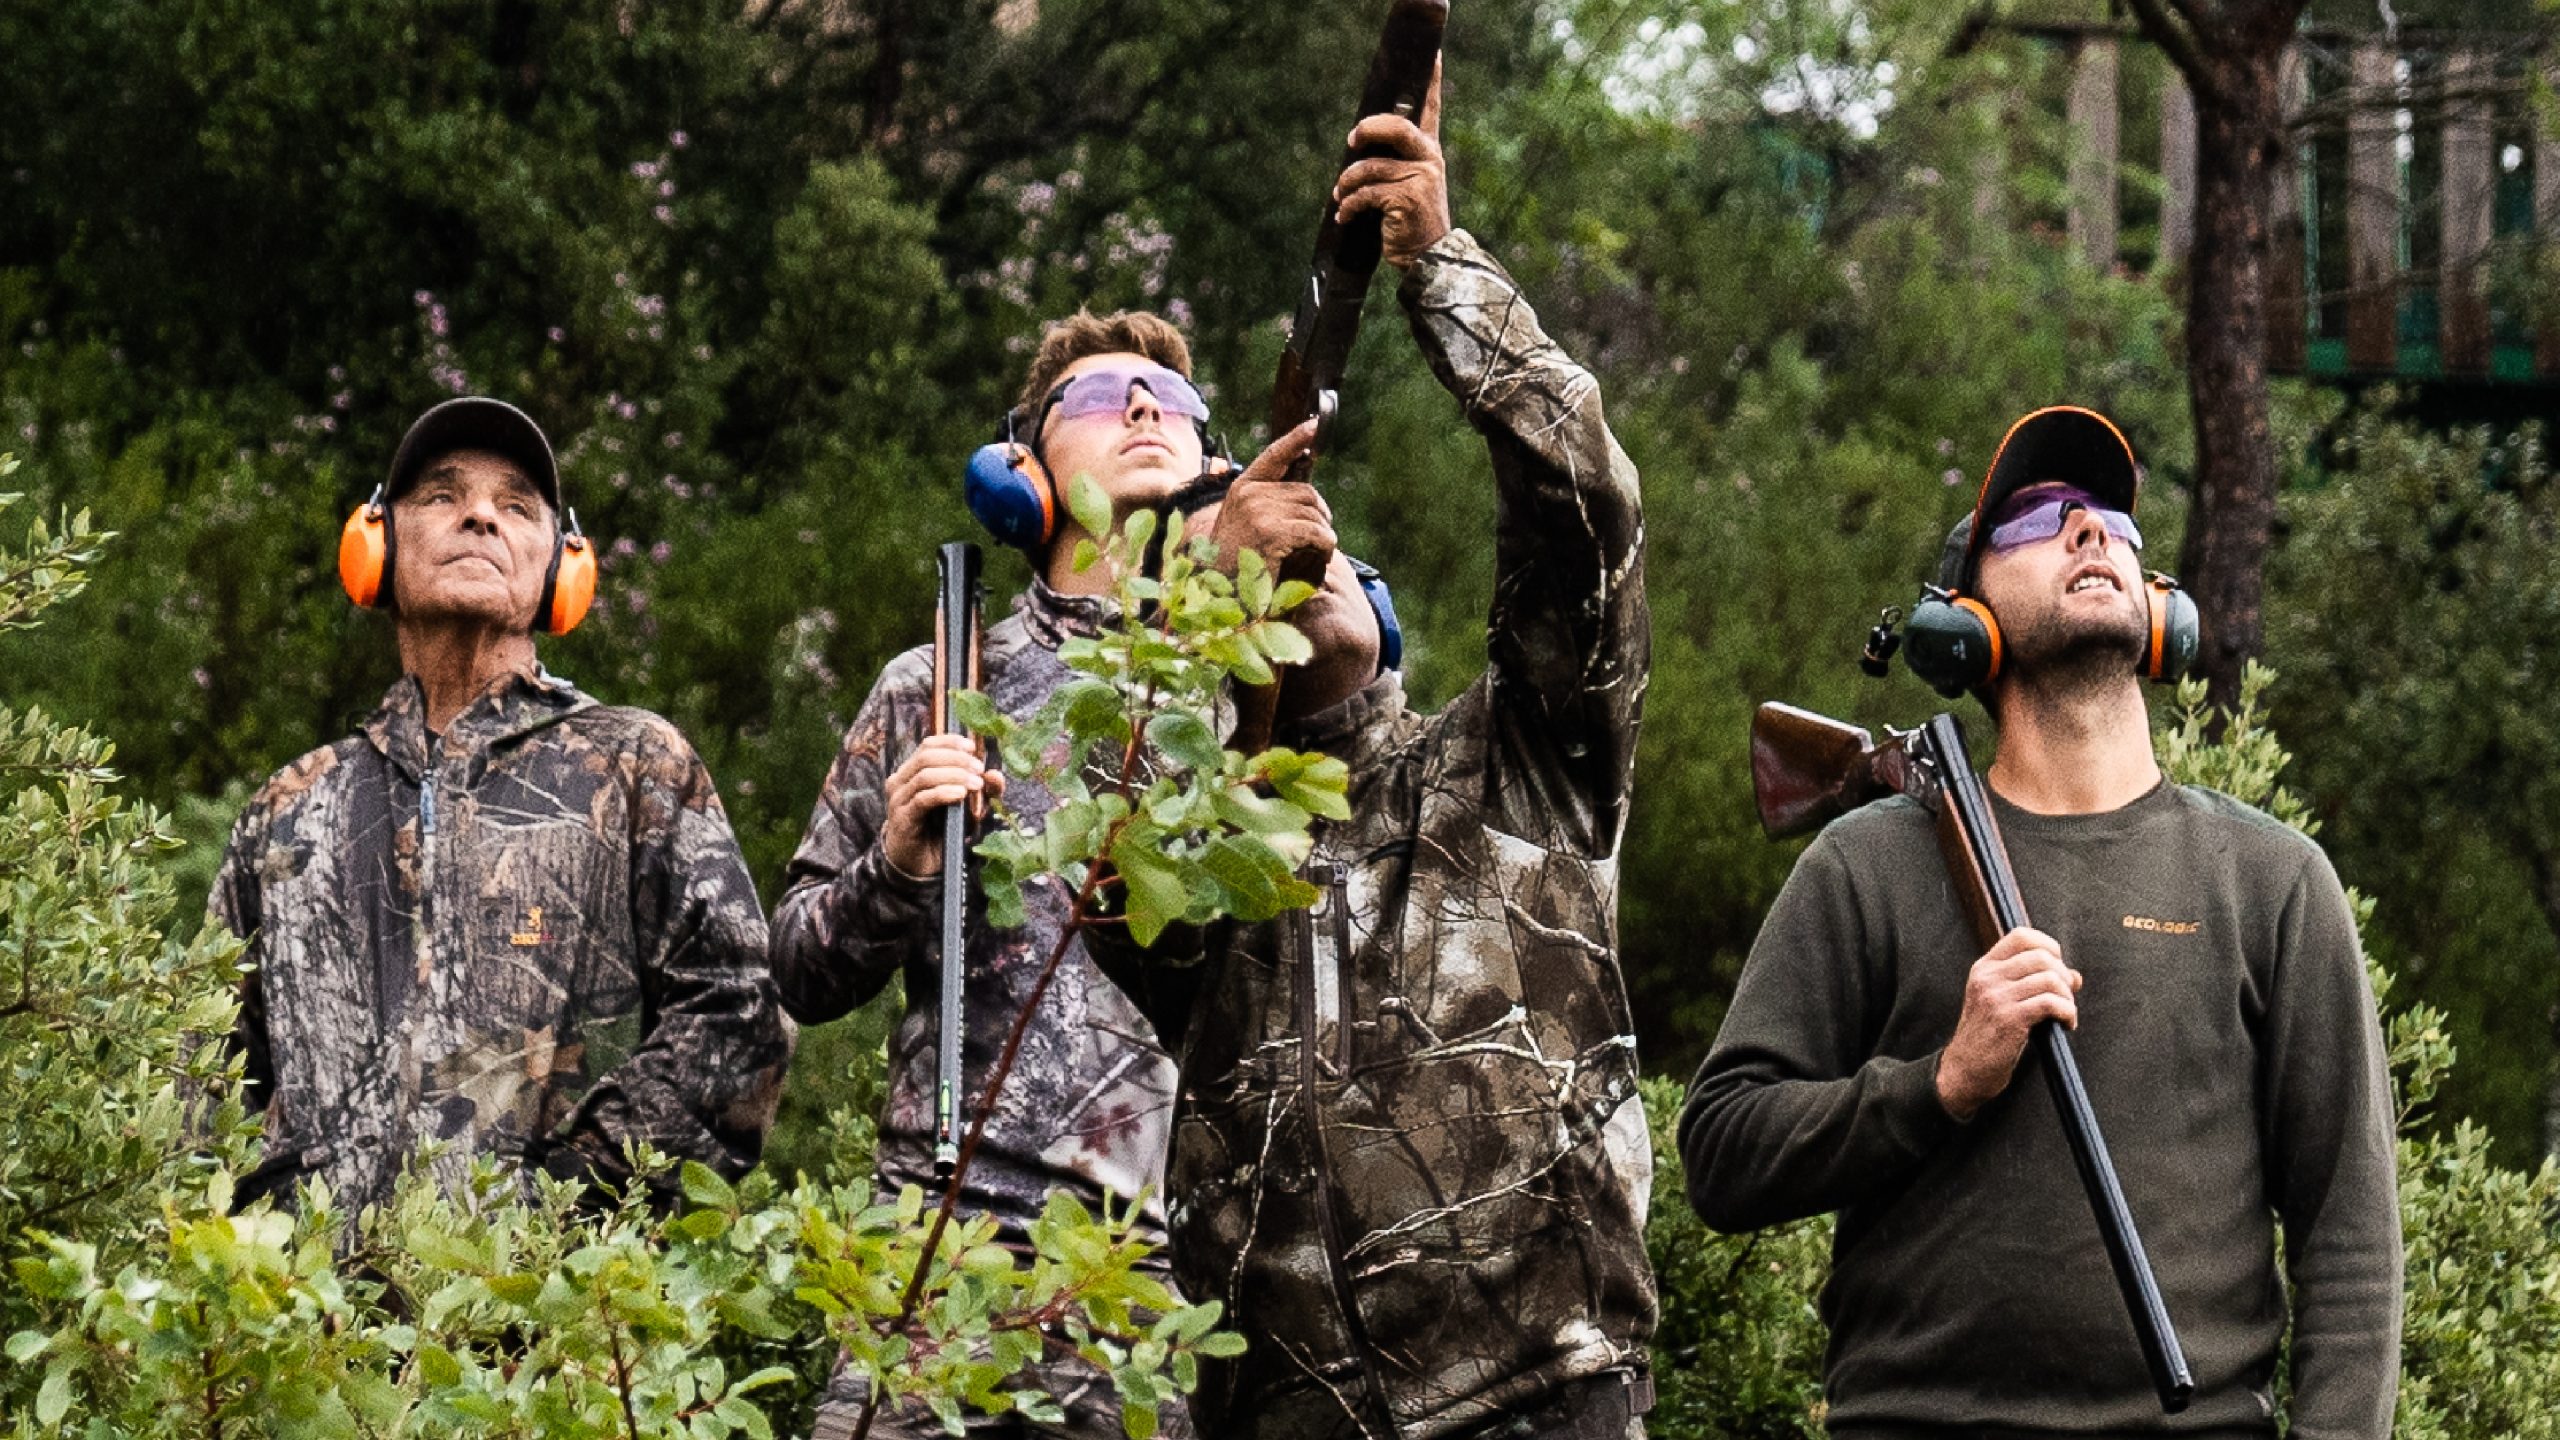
[1014,308,1192,416]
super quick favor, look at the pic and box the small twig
[606,1308,642,1440]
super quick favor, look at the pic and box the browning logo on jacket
[211,671,793,1217]
[1097,230,1658,1440]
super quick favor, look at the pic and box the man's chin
[1090,464,1192,510]
[395,586,536,634]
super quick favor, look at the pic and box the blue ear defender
[1349,557,1403,675]
[965,410,1058,555]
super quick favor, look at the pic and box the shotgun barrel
[930,541,984,1182]
[1907,713,2195,1414]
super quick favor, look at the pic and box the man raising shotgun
[1096,60,1660,1440]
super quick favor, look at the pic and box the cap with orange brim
[1941,405,2143,591]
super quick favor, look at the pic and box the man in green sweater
[1679,407,2401,1436]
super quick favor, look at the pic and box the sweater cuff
[1877,1048,1963,1155]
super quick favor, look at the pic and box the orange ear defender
[338,486,395,609]
[539,510,597,635]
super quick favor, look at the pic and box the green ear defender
[1885,575,2198,700]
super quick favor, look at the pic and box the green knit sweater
[1679,781,2399,1438]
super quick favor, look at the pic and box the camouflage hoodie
[212,670,793,1216]
[1096,230,1658,1439]
[770,583,1180,1248]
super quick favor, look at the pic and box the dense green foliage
[2266,401,2560,1164]
[0,0,2210,1101]
[4,0,2560,1428]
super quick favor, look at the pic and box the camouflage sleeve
[547,729,793,1189]
[1398,229,1647,856]
[769,653,937,1025]
[208,806,275,1121]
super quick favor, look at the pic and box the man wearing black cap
[211,398,793,1218]
[1680,407,2401,1436]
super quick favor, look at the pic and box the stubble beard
[1999,590,2148,715]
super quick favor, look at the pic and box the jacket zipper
[1296,856,1397,1432]
[1329,864,1355,1072]
[416,774,438,982]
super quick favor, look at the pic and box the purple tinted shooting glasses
[1038,364,1211,430]
[1985,485,2143,554]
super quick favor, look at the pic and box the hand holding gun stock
[1749,702,2197,1415]
[1231,0,1445,756]
[930,542,984,1182]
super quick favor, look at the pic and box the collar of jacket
[1273,669,1407,770]
[1014,576,1120,649]
[361,668,596,780]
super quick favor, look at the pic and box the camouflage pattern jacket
[213,671,793,1217]
[1096,230,1658,1440]
[770,584,1179,1252]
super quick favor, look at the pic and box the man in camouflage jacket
[213,398,792,1219]
[1097,87,1659,1440]
[774,309,1329,1439]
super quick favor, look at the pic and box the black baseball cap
[385,397,561,510]
[1943,405,2141,590]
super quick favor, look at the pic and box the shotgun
[1232,0,1447,755]
[1749,701,2196,1414]
[930,541,985,1182]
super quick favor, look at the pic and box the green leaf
[1110,844,1192,948]
[1122,508,1159,564]
[4,1329,48,1364]
[1069,474,1113,545]
[1213,785,1311,836]
[418,1341,464,1388]
[682,1160,739,1211]
[34,1359,71,1425]
[485,1272,543,1305]
[1269,756,1352,822]
[1145,712,1222,774]
[1270,580,1318,613]
[1198,1331,1249,1358]
[1256,620,1313,667]
[952,688,1005,740]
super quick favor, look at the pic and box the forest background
[8,0,2555,1165]
[3,0,2560,1427]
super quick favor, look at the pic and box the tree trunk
[2177,46,2289,708]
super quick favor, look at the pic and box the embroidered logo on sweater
[2121,914,2200,936]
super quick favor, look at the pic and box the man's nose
[1123,385,1163,426]
[2065,507,2110,552]
[460,495,503,533]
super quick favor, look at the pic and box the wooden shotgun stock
[930,542,984,1182]
[1749,702,2196,1414]
[1231,0,1447,756]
